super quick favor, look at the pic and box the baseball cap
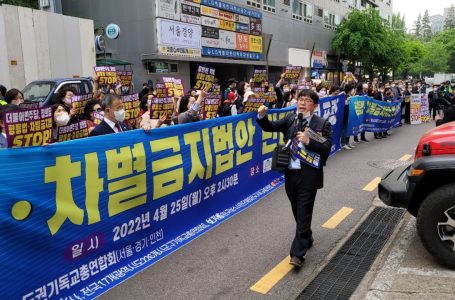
[227,91,236,100]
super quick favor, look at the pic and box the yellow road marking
[322,207,354,229]
[363,177,381,192]
[399,154,412,161]
[250,256,294,294]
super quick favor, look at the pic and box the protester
[90,94,129,136]
[354,83,369,142]
[223,78,237,100]
[428,84,439,120]
[178,90,206,124]
[83,99,102,133]
[341,84,356,150]
[256,90,332,268]
[286,87,298,107]
[4,88,24,106]
[0,85,7,103]
[51,103,72,142]
[0,104,17,148]
[220,91,237,117]
[140,94,169,131]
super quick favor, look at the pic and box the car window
[58,83,82,94]
[22,82,55,103]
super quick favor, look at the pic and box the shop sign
[156,0,180,21]
[248,35,262,53]
[181,0,201,24]
[201,15,219,28]
[219,30,236,49]
[157,19,201,49]
[236,33,249,51]
[202,26,219,39]
[202,47,262,60]
[236,23,249,34]
[235,14,250,24]
[219,19,235,31]
[201,5,219,18]
[249,18,262,35]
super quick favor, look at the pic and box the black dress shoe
[361,138,369,143]
[290,256,304,268]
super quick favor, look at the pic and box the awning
[96,59,133,66]
[142,53,267,66]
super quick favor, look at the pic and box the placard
[248,35,262,53]
[219,30,236,49]
[3,107,52,148]
[284,66,302,80]
[121,94,140,122]
[202,95,220,120]
[201,15,220,28]
[117,71,133,86]
[150,85,174,119]
[420,93,430,123]
[94,66,117,85]
[181,0,201,24]
[194,65,215,90]
[249,18,262,35]
[410,94,422,125]
[236,33,249,51]
[156,0,180,20]
[243,96,266,113]
[56,120,89,142]
[253,69,267,83]
[71,94,94,116]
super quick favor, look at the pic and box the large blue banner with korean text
[0,97,344,299]
[1,110,294,300]
[347,96,402,136]
[316,93,345,154]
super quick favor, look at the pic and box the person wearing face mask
[83,99,102,134]
[51,104,72,142]
[256,90,332,268]
[4,89,25,107]
[0,104,17,148]
[177,90,206,124]
[56,88,79,122]
[89,94,129,136]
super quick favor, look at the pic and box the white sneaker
[342,145,352,150]
[348,143,356,148]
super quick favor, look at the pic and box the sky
[392,0,455,30]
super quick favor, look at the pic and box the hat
[227,91,236,100]
[243,90,256,102]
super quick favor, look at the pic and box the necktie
[115,123,123,133]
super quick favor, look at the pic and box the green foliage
[421,42,449,75]
[433,28,455,72]
[413,14,422,39]
[0,0,38,9]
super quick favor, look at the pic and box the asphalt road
[100,121,435,300]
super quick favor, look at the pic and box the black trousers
[284,169,318,259]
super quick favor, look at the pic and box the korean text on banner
[253,69,267,83]
[410,94,422,125]
[121,94,141,123]
[71,94,94,116]
[94,66,117,85]
[420,93,430,123]
[194,65,216,90]
[117,71,133,87]
[3,106,53,147]
[202,95,220,120]
[150,85,174,119]
[56,120,89,142]
[283,66,302,80]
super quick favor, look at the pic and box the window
[292,1,312,23]
[323,10,337,30]
[246,0,261,9]
[147,62,178,74]
[317,8,323,17]
[263,0,275,13]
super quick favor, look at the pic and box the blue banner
[0,99,344,299]
[1,110,295,300]
[347,96,402,136]
[202,47,263,60]
[316,93,346,154]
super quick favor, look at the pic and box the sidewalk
[352,200,455,300]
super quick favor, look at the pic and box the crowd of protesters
[1,73,455,149]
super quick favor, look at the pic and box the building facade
[60,0,392,91]
[429,14,444,34]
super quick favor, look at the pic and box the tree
[433,28,455,72]
[445,5,455,30]
[0,0,38,9]
[421,10,433,42]
[413,13,422,39]
[332,8,389,75]
[396,37,426,78]
[421,41,449,75]
[391,12,406,34]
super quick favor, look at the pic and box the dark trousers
[285,170,317,258]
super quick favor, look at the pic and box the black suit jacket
[89,120,129,137]
[257,112,332,189]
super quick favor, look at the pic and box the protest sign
[3,107,52,148]
[210,84,221,96]
[117,71,133,86]
[162,77,185,98]
[173,78,185,97]
[121,94,141,129]
[56,120,89,142]
[420,93,430,123]
[283,66,302,80]
[150,84,174,119]
[93,112,104,125]
[94,66,117,85]
[194,65,215,90]
[267,87,277,104]
[243,95,265,113]
[298,79,312,91]
[18,102,44,110]
[253,69,267,83]
[202,95,220,120]
[71,94,93,116]
[410,94,422,125]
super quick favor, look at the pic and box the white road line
[365,219,415,300]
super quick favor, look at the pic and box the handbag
[272,143,290,172]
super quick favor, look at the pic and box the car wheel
[417,183,455,269]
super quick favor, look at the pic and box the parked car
[379,121,455,268]
[22,77,93,107]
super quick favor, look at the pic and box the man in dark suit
[257,90,332,268]
[90,94,129,136]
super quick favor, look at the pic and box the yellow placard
[248,35,262,53]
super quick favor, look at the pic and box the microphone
[298,113,303,131]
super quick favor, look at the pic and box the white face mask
[114,109,125,122]
[55,113,70,126]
